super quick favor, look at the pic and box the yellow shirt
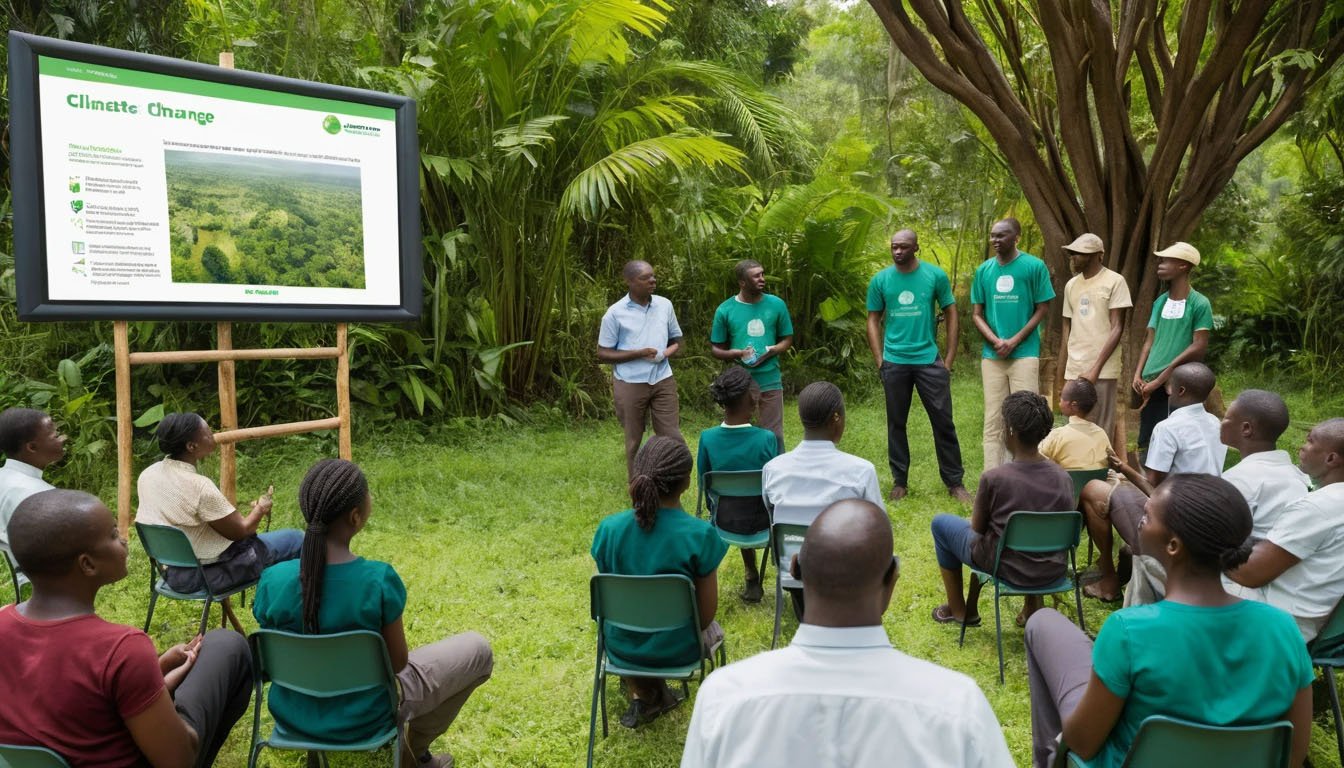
[1040,416,1112,470]
[1062,267,1132,380]
[135,458,236,562]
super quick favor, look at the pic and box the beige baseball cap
[1154,241,1200,266]
[1063,233,1104,254]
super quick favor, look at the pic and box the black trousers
[173,629,253,768]
[879,361,965,488]
[1137,385,1171,451]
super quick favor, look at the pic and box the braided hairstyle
[628,436,693,532]
[709,367,755,410]
[1002,390,1053,446]
[1159,473,1253,573]
[797,381,845,429]
[297,458,369,633]
[157,412,204,458]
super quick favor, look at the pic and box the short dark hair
[0,408,49,457]
[1001,217,1022,237]
[1233,389,1290,441]
[156,412,203,457]
[1063,379,1098,416]
[9,489,106,577]
[798,382,844,429]
[733,259,762,284]
[1160,474,1252,574]
[1171,362,1216,401]
[1002,390,1053,446]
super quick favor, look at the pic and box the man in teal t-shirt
[711,260,794,447]
[865,229,971,504]
[1132,241,1213,452]
[971,218,1055,468]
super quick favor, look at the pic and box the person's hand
[1106,448,1124,471]
[942,355,955,374]
[992,338,1014,358]
[253,485,274,517]
[1142,379,1164,397]
[1131,373,1146,394]
[640,347,659,361]
[161,635,202,692]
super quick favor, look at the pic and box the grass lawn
[84,368,1344,767]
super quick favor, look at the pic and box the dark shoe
[619,687,684,728]
[948,486,973,504]
[740,578,764,603]
[889,485,908,502]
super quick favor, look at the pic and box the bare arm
[1061,671,1127,760]
[1107,450,1153,495]
[1085,308,1126,383]
[596,346,656,364]
[1058,317,1072,381]
[1289,686,1312,767]
[380,616,411,673]
[942,304,960,370]
[759,335,793,363]
[1227,540,1301,589]
[971,303,998,346]
[693,571,719,629]
[126,689,198,768]
[663,336,682,359]
[206,493,271,541]
[1132,328,1155,392]
[1145,468,1167,488]
[867,311,885,369]
[710,341,748,362]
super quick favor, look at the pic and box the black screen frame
[8,31,422,323]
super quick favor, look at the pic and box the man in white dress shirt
[681,499,1014,768]
[762,381,883,516]
[0,408,68,585]
[1228,418,1344,640]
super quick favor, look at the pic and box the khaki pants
[758,389,784,450]
[1068,378,1117,437]
[398,631,494,757]
[613,377,682,477]
[981,356,1040,468]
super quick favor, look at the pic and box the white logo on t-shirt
[898,290,915,305]
[1079,295,1091,318]
[1161,299,1187,320]
[996,275,1015,293]
[747,318,766,337]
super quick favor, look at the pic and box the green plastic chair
[0,745,71,767]
[1060,714,1292,767]
[770,521,809,649]
[587,574,725,768]
[959,510,1085,683]
[1,548,30,605]
[1309,597,1344,768]
[696,470,770,577]
[136,522,257,636]
[247,629,403,768]
[1067,468,1109,566]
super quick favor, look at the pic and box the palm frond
[562,0,671,66]
[598,95,702,149]
[493,114,570,168]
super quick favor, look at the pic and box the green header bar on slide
[39,56,396,121]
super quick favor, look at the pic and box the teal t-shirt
[710,294,794,391]
[1090,599,1312,768]
[252,557,407,742]
[1141,290,1214,379]
[696,424,779,494]
[590,507,728,666]
[866,262,955,365]
[970,252,1055,359]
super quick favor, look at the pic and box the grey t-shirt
[970,459,1076,587]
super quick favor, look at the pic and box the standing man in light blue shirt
[598,261,685,478]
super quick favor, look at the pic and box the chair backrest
[1121,715,1292,767]
[0,744,71,767]
[249,629,399,717]
[1066,468,1110,506]
[589,574,700,637]
[703,470,764,498]
[992,511,1082,571]
[771,523,809,573]
[134,522,202,569]
[1309,595,1344,658]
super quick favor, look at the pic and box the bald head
[1171,362,1216,402]
[1315,418,1344,454]
[621,260,651,281]
[9,489,110,578]
[891,229,917,245]
[798,500,896,610]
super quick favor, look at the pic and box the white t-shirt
[1262,482,1344,641]
[0,459,53,581]
[1222,450,1310,540]
[1145,403,1226,476]
[681,624,1014,768]
[762,441,883,522]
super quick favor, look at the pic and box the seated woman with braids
[135,412,303,593]
[929,390,1075,628]
[252,459,493,768]
[696,366,779,603]
[1024,474,1312,768]
[591,436,728,729]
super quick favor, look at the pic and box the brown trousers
[613,377,683,477]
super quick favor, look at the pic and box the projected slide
[36,55,400,307]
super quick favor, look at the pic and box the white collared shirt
[0,459,53,554]
[597,293,683,384]
[1145,403,1227,476]
[762,441,883,513]
[1261,482,1344,641]
[681,624,1014,768]
[1223,450,1310,540]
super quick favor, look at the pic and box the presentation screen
[8,32,422,322]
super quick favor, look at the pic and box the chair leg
[600,672,609,739]
[1326,667,1344,768]
[586,668,601,768]
[247,742,264,768]
[145,589,160,633]
[198,598,213,636]
[771,575,783,649]
[757,547,768,586]
[994,588,1005,684]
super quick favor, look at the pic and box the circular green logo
[322,115,342,134]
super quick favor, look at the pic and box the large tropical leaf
[561,0,671,66]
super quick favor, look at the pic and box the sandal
[618,687,685,729]
[932,604,981,627]
[1083,582,1121,602]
